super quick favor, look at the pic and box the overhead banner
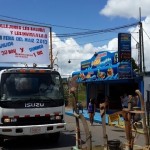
[0,21,50,64]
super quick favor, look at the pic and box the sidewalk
[65,113,146,149]
[65,107,109,124]
[65,107,144,134]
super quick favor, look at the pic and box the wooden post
[128,95,133,150]
[100,102,108,150]
[135,90,149,146]
[69,75,83,149]
[74,114,92,150]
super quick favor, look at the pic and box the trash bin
[107,139,121,150]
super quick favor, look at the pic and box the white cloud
[142,17,150,71]
[52,35,90,76]
[107,38,118,51]
[100,0,150,19]
[52,34,103,76]
[52,34,119,76]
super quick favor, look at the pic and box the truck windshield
[0,73,64,101]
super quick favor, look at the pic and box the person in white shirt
[120,93,129,108]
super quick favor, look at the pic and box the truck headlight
[4,118,11,123]
[50,115,61,120]
[3,118,17,123]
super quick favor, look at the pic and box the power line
[65,32,116,40]
[143,28,150,40]
[53,31,115,41]
[0,14,139,39]
[0,14,93,31]
[53,37,113,46]
[0,14,141,54]
[0,16,51,28]
[131,34,138,43]
[56,22,138,37]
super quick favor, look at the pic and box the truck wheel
[49,132,60,143]
[0,137,4,146]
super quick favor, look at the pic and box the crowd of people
[120,92,140,109]
[88,95,110,126]
[86,91,141,126]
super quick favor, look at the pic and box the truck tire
[49,132,60,143]
[0,137,4,146]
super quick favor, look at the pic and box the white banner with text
[0,21,50,64]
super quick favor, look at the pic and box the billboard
[0,21,50,64]
[81,51,118,71]
[118,33,131,62]
[118,62,132,79]
[73,50,133,82]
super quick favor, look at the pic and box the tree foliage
[131,57,139,71]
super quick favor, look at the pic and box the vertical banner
[0,21,50,64]
[118,33,131,62]
[118,33,132,79]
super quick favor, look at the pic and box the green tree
[131,57,139,71]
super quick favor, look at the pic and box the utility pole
[139,23,142,73]
[139,7,145,73]
[50,27,53,68]
[136,42,140,71]
[139,8,142,73]
[141,22,146,73]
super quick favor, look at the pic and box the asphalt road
[0,114,146,150]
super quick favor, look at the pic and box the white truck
[0,66,66,144]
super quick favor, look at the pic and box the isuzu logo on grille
[25,103,45,108]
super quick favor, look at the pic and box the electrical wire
[56,22,138,37]
[131,34,138,43]
[0,14,93,31]
[52,37,113,45]
[143,28,150,40]
[0,14,141,52]
[0,14,139,39]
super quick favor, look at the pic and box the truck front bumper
[0,122,66,136]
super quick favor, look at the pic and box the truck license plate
[30,127,41,134]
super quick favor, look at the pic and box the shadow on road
[1,132,76,150]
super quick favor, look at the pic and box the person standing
[88,98,96,125]
[131,94,141,122]
[120,93,129,108]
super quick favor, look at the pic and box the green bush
[63,82,86,108]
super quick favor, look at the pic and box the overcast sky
[0,0,150,77]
